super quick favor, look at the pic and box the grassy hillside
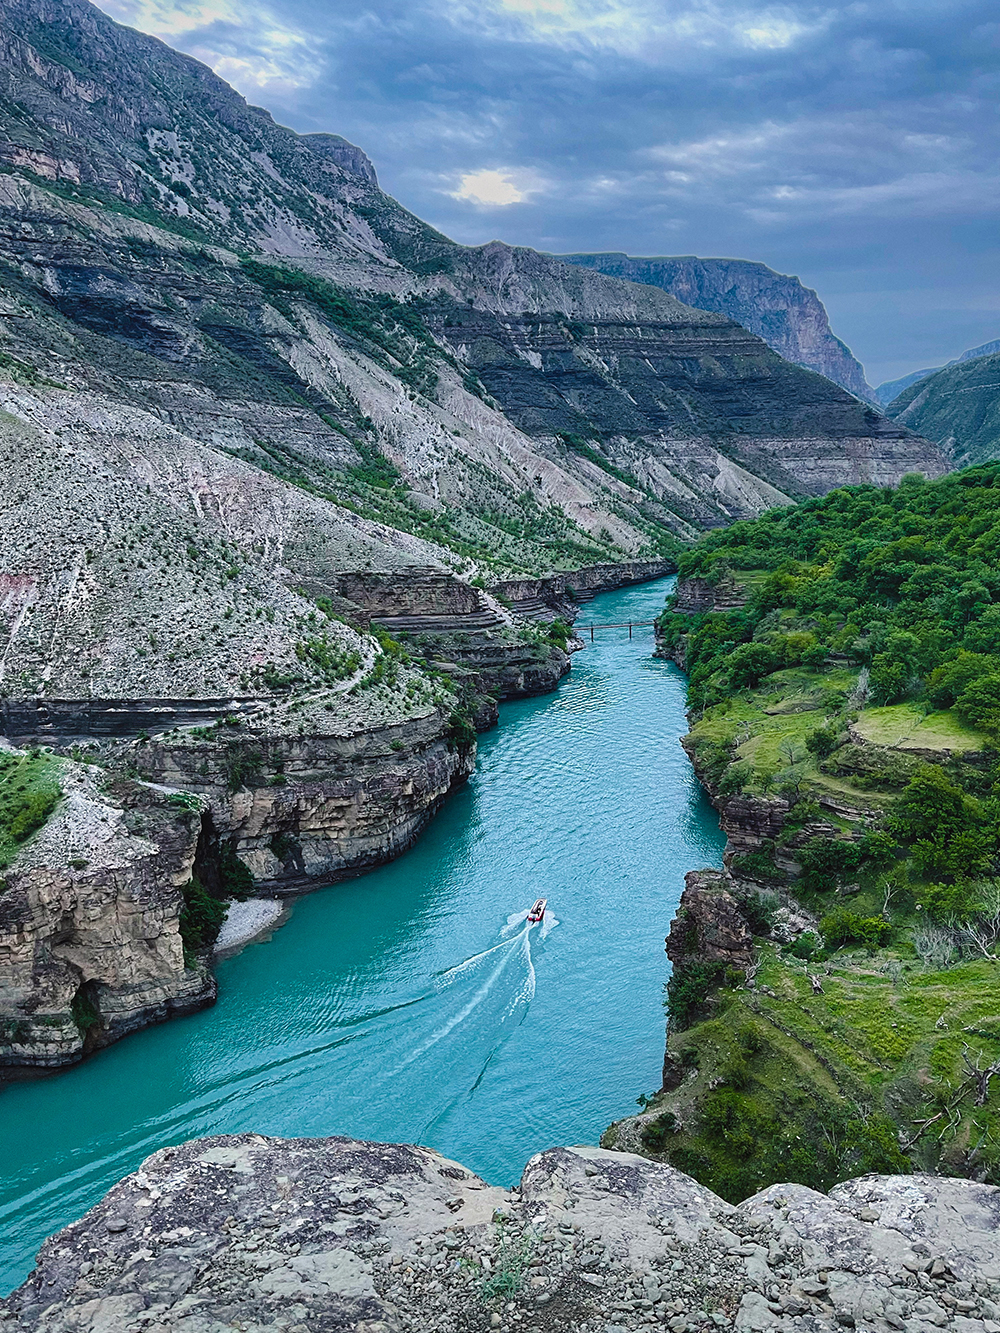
[632,464,1000,1197]
[888,352,1000,465]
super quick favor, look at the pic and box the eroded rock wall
[0,763,214,1068]
[136,707,476,893]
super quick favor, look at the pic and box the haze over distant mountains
[875,339,1000,407]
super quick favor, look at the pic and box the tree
[955,673,1000,732]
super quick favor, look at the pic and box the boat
[527,898,547,923]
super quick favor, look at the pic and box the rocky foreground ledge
[5,1137,1000,1333]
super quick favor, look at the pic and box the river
[0,576,724,1293]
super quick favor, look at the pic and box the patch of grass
[853,704,986,754]
[647,941,1000,1193]
[0,751,62,867]
[480,1220,534,1303]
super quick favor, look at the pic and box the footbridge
[575,619,658,640]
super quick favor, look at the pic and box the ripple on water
[0,576,725,1294]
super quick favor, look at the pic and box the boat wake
[354,908,557,1132]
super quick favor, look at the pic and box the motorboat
[527,898,547,923]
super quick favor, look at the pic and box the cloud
[94,0,1000,381]
[446,0,818,58]
[97,0,319,94]
[450,168,544,205]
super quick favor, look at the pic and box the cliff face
[558,253,875,402]
[0,0,944,573]
[0,755,214,1067]
[887,352,1000,465]
[135,705,477,894]
[8,1132,1000,1333]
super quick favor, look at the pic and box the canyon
[0,0,945,1074]
[0,0,993,1324]
[558,254,874,402]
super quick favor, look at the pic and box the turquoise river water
[0,576,724,1294]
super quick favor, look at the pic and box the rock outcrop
[0,756,214,1068]
[6,1133,1000,1333]
[665,870,755,977]
[558,253,875,401]
[134,704,477,893]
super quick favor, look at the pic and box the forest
[638,463,1000,1199]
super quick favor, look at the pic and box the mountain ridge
[886,350,1000,465]
[875,336,1000,406]
[558,251,875,401]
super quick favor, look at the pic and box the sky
[97,0,1000,386]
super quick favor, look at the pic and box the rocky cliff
[0,750,214,1068]
[558,254,875,402]
[6,1132,1000,1333]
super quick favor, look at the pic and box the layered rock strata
[0,758,214,1068]
[135,706,476,893]
[558,253,875,401]
[7,1133,1000,1333]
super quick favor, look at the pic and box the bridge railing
[573,619,657,640]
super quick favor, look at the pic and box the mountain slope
[875,337,1000,407]
[887,351,1000,465]
[874,366,943,406]
[558,252,874,401]
[0,0,947,703]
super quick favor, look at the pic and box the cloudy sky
[99,0,1000,385]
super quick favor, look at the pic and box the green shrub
[641,1110,679,1151]
[789,931,821,958]
[731,842,781,882]
[819,908,890,949]
[666,961,728,1029]
[224,746,265,792]
[547,617,572,649]
[447,711,476,751]
[805,723,841,759]
[9,788,59,842]
[219,843,254,900]
[179,876,227,958]
[734,888,777,937]
[718,761,753,796]
[70,989,100,1034]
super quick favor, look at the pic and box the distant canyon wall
[558,252,875,402]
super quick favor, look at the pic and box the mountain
[0,0,943,575]
[0,0,953,1069]
[873,366,943,406]
[874,337,1000,407]
[886,351,1000,465]
[558,252,875,401]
